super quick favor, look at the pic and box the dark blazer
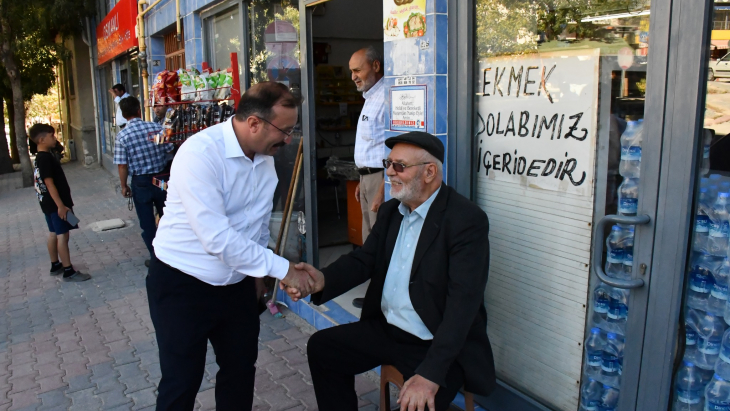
[311,183,496,396]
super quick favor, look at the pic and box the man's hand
[280,262,325,301]
[355,183,361,203]
[121,185,132,198]
[398,374,439,411]
[255,278,266,300]
[280,262,315,296]
[57,205,70,221]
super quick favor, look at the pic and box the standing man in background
[114,97,172,267]
[350,46,385,309]
[109,84,130,130]
[153,105,167,125]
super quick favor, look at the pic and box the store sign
[383,0,426,42]
[96,0,138,65]
[390,85,426,131]
[475,50,600,197]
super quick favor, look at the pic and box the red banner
[97,0,138,65]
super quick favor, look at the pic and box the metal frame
[448,0,475,198]
[200,0,247,80]
[636,0,714,409]
[299,2,319,267]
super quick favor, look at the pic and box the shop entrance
[306,0,384,317]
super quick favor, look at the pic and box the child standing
[29,124,91,282]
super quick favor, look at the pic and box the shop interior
[310,0,383,316]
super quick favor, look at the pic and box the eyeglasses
[257,116,295,137]
[382,159,433,173]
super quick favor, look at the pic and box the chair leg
[381,379,390,411]
[464,392,475,411]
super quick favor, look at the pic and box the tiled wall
[382,0,448,199]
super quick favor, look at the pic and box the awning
[712,39,730,49]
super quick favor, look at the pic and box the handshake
[280,262,325,302]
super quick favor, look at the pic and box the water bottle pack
[579,379,619,411]
[619,120,643,179]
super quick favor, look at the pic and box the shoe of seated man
[352,298,364,309]
[63,271,92,282]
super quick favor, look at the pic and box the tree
[0,0,94,186]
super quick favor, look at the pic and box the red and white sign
[617,47,634,70]
[97,0,138,65]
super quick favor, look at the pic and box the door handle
[592,214,651,289]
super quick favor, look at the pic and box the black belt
[358,167,383,176]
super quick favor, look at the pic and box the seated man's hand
[280,262,325,302]
[281,262,315,296]
[398,374,439,411]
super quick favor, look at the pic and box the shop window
[204,5,243,73]
[248,0,300,87]
[164,29,186,72]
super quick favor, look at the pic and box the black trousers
[146,258,259,411]
[131,174,166,258]
[307,318,464,411]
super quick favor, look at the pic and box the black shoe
[50,263,63,276]
[63,271,92,282]
[145,260,150,268]
[352,298,364,309]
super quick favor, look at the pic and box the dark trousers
[146,258,260,411]
[131,175,166,257]
[307,318,464,411]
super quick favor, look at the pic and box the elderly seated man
[282,132,496,411]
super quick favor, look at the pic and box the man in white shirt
[350,46,385,309]
[108,83,130,130]
[147,81,314,411]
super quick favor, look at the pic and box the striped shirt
[113,118,172,175]
[354,78,386,168]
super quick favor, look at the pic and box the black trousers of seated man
[146,257,259,411]
[307,317,465,411]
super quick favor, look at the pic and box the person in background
[109,83,130,130]
[282,132,496,411]
[29,123,91,282]
[147,82,315,411]
[153,105,167,125]
[113,97,172,267]
[349,46,386,309]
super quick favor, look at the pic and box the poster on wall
[383,0,426,42]
[475,49,600,197]
[390,85,426,131]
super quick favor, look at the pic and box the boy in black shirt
[29,124,91,282]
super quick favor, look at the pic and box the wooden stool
[379,365,475,411]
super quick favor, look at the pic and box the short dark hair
[28,123,55,143]
[119,96,141,118]
[235,81,299,122]
[112,83,126,93]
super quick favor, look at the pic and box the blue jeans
[132,175,167,257]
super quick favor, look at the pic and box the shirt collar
[362,77,384,100]
[398,187,441,219]
[224,117,245,159]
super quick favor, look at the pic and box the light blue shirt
[381,187,441,340]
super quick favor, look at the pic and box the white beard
[390,175,421,203]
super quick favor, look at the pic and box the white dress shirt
[381,187,441,340]
[354,78,386,168]
[153,118,290,285]
[114,92,130,126]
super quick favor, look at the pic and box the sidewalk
[0,162,382,411]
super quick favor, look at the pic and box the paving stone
[265,360,297,380]
[258,386,301,411]
[195,388,216,410]
[37,387,71,410]
[128,386,157,410]
[97,387,133,409]
[67,387,102,410]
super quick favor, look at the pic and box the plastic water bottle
[580,378,604,411]
[674,361,705,411]
[601,333,624,387]
[606,225,626,278]
[717,329,730,380]
[686,322,700,363]
[618,178,640,216]
[701,131,712,176]
[722,182,730,198]
[623,227,635,276]
[688,309,727,370]
[606,287,629,329]
[697,188,712,253]
[600,385,620,411]
[619,120,642,178]
[709,193,730,257]
[585,328,606,376]
[593,283,611,325]
[710,259,730,313]
[687,265,714,311]
[705,374,730,411]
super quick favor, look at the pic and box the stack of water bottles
[580,120,644,409]
[674,167,730,411]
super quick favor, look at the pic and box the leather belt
[358,167,384,176]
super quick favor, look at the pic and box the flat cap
[384,131,444,163]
